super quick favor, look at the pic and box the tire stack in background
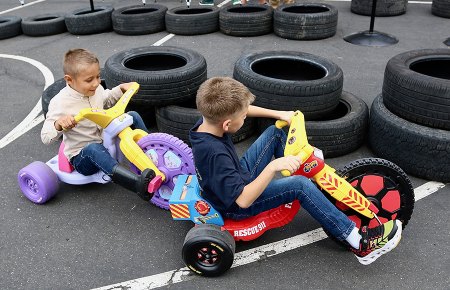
[233,50,369,158]
[104,46,207,128]
[368,48,450,183]
[351,0,408,16]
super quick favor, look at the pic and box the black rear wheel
[182,224,235,277]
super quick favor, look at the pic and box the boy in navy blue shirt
[189,77,402,265]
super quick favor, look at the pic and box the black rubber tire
[65,6,113,35]
[104,46,207,106]
[432,0,450,18]
[382,48,450,130]
[0,16,22,40]
[274,3,338,40]
[233,50,343,120]
[182,224,235,277]
[112,4,167,35]
[351,0,408,16]
[369,95,450,183]
[165,6,219,35]
[219,5,273,37]
[21,13,66,37]
[41,78,66,116]
[258,91,368,158]
[155,102,256,145]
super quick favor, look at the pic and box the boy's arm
[235,155,302,208]
[247,105,295,123]
[103,83,132,108]
[41,100,64,145]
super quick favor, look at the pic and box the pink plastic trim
[58,142,74,173]
[148,175,163,193]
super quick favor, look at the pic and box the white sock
[345,226,362,249]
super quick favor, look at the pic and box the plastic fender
[169,175,224,226]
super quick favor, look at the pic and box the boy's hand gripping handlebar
[70,82,165,184]
[276,111,376,219]
[275,111,314,177]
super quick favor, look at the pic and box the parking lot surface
[1,0,449,289]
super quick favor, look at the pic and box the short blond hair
[63,48,99,77]
[196,77,255,123]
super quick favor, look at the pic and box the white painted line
[92,181,445,290]
[0,0,46,15]
[152,34,175,46]
[0,54,53,149]
[414,181,446,201]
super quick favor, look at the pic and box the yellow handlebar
[275,120,288,129]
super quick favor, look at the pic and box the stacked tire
[104,46,208,131]
[274,3,338,40]
[155,101,256,145]
[432,0,450,18]
[219,5,273,37]
[369,49,450,182]
[233,50,369,157]
[112,4,167,35]
[0,16,22,40]
[65,6,113,35]
[351,0,408,16]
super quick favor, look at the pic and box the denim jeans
[225,125,355,241]
[71,111,148,176]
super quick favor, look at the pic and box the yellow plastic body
[118,127,163,179]
[279,111,374,219]
[73,82,164,180]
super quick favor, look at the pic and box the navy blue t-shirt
[189,119,251,213]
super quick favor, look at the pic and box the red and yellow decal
[170,204,190,219]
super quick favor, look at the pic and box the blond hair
[196,77,255,123]
[63,48,99,77]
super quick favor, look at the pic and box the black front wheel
[182,224,235,277]
[328,158,415,230]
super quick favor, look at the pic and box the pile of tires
[369,49,450,182]
[103,46,207,128]
[274,3,338,40]
[234,50,369,157]
[351,0,408,16]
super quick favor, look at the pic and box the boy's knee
[84,143,106,154]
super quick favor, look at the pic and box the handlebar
[276,111,314,177]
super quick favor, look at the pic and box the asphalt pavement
[0,0,449,289]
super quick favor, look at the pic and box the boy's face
[225,106,248,134]
[65,63,101,97]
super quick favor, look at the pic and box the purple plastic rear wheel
[133,133,195,209]
[18,161,59,204]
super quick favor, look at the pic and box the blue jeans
[71,111,148,176]
[225,125,355,241]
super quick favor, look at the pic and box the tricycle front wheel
[330,158,415,229]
